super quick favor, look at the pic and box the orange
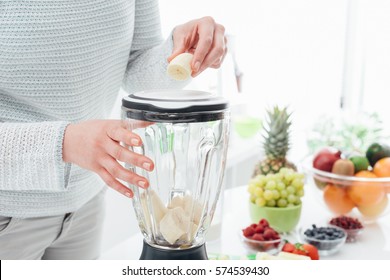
[373,157,390,193]
[358,195,388,218]
[373,157,390,177]
[323,184,355,215]
[347,171,385,206]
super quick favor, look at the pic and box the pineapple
[253,106,296,177]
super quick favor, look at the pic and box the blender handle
[193,135,215,226]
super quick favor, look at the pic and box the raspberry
[254,225,265,234]
[252,233,265,241]
[243,227,255,237]
[263,228,276,240]
[250,223,258,229]
[259,219,269,228]
[329,216,363,230]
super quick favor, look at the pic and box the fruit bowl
[303,156,390,222]
[299,225,347,256]
[240,219,285,254]
[238,230,284,254]
[249,203,302,233]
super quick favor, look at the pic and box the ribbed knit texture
[0,0,186,218]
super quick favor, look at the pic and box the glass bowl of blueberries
[299,224,347,256]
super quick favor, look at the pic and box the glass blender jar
[121,90,230,260]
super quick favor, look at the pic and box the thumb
[167,43,187,63]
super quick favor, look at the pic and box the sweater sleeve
[0,121,71,191]
[122,0,188,93]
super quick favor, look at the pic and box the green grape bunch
[247,168,305,208]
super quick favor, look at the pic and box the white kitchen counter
[100,184,390,260]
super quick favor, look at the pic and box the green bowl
[249,203,302,233]
[233,116,262,138]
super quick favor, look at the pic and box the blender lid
[122,90,228,113]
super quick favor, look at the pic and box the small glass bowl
[328,223,364,243]
[238,230,284,254]
[343,227,364,243]
[299,226,347,256]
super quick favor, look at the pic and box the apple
[313,148,342,172]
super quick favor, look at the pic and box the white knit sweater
[0,0,186,218]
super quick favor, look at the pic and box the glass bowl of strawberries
[239,219,284,254]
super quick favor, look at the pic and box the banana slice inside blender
[167,53,194,81]
[159,207,189,245]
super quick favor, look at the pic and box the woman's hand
[168,16,227,77]
[63,120,154,198]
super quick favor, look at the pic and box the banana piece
[256,252,311,260]
[167,53,194,81]
[140,190,168,233]
[168,195,185,209]
[159,207,191,245]
[183,195,203,224]
[168,195,200,243]
[256,252,283,260]
[168,194,203,224]
[179,222,199,243]
[140,193,152,233]
[277,252,311,260]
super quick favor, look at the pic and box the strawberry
[282,242,295,253]
[284,242,320,260]
[250,223,258,229]
[286,243,308,256]
[292,247,307,256]
[302,244,319,260]
[243,227,255,237]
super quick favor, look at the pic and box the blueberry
[317,234,326,240]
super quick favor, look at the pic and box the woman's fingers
[102,156,149,189]
[168,42,187,63]
[191,17,216,73]
[126,120,154,130]
[63,119,155,199]
[168,20,198,62]
[169,17,226,77]
[193,26,226,76]
[104,139,154,171]
[98,167,134,198]
[107,126,142,147]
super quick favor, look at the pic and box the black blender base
[140,240,208,260]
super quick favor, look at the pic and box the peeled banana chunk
[142,190,203,245]
[167,53,194,81]
[159,207,190,245]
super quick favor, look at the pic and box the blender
[121,89,230,260]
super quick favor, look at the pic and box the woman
[0,0,226,259]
